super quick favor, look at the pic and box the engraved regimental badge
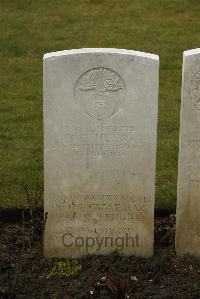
[75,67,126,120]
[190,71,200,111]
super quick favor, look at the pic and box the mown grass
[0,0,200,208]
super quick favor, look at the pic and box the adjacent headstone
[176,48,200,257]
[43,48,159,258]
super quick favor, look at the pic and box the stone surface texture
[43,48,159,258]
[176,48,200,257]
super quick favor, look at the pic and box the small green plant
[47,260,82,279]
[192,282,200,291]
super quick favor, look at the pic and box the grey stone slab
[43,48,159,258]
[176,48,200,257]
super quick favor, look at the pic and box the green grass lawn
[0,0,200,208]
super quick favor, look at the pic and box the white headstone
[176,48,200,257]
[43,48,159,258]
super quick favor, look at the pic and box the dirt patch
[0,212,199,299]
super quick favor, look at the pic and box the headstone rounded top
[43,48,159,61]
[184,48,200,57]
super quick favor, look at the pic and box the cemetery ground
[1,0,200,209]
[0,209,199,299]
